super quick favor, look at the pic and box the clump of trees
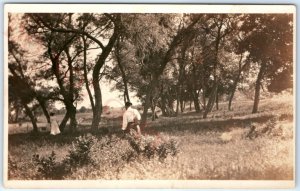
[8,13,293,133]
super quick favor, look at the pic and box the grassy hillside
[7,95,294,180]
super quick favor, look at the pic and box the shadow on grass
[8,110,288,146]
[143,113,275,135]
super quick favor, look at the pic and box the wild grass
[8,95,294,180]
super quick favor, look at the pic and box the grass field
[7,94,294,180]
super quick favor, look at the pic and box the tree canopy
[8,13,293,132]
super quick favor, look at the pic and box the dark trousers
[124,119,139,134]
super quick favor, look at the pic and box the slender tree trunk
[176,91,180,115]
[91,21,119,130]
[82,36,95,112]
[14,106,19,123]
[203,83,218,118]
[141,17,201,125]
[190,63,200,113]
[228,77,239,111]
[202,90,206,111]
[116,38,130,104]
[192,91,201,113]
[141,77,158,127]
[23,103,38,133]
[59,112,70,132]
[160,95,167,116]
[200,67,207,111]
[203,19,223,118]
[48,48,77,132]
[36,96,50,123]
[151,102,157,121]
[178,43,187,114]
[216,88,219,110]
[228,54,246,111]
[252,63,266,113]
[91,77,103,130]
[180,98,184,113]
[65,48,78,131]
[68,106,77,132]
[167,98,175,116]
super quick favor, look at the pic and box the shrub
[66,134,96,166]
[31,132,179,180]
[32,151,68,179]
[126,132,179,160]
[32,134,96,179]
[157,138,178,159]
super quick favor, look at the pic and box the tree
[200,14,236,118]
[8,13,57,130]
[24,13,95,131]
[35,13,122,130]
[238,14,293,113]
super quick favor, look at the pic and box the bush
[157,138,178,159]
[32,151,68,179]
[32,132,179,179]
[66,134,96,166]
[32,134,96,179]
[126,132,179,160]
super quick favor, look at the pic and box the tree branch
[37,15,105,50]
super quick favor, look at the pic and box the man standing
[122,102,142,136]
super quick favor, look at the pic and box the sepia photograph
[3,4,295,189]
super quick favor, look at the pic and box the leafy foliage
[32,151,68,179]
[126,132,179,160]
[66,135,96,166]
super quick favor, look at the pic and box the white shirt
[122,107,141,130]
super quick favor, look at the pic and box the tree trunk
[23,103,38,133]
[203,83,218,118]
[151,103,157,121]
[36,96,50,123]
[91,20,119,130]
[116,38,130,104]
[252,63,266,113]
[67,104,77,132]
[48,47,77,132]
[167,93,176,116]
[141,17,201,125]
[180,99,184,113]
[228,54,246,111]
[59,112,70,132]
[192,91,201,113]
[160,95,167,116]
[14,106,19,123]
[215,88,219,110]
[91,77,103,130]
[82,36,95,111]
[203,19,223,118]
[141,78,158,127]
[228,77,239,111]
[176,91,180,115]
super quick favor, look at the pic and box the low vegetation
[8,95,294,180]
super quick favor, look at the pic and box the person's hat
[125,102,132,107]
